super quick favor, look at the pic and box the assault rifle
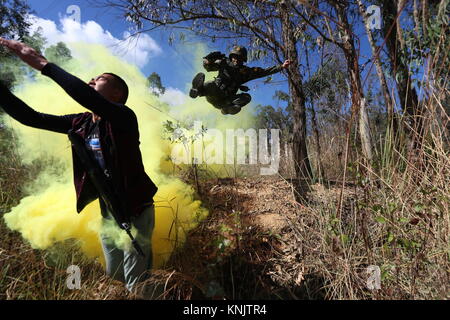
[68,130,144,256]
[203,51,226,72]
[203,51,226,61]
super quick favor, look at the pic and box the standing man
[189,45,291,115]
[0,38,158,296]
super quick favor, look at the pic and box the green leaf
[372,204,382,212]
[375,216,387,224]
[387,232,394,243]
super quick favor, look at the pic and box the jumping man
[189,45,291,115]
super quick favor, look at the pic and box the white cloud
[159,87,188,106]
[28,15,162,68]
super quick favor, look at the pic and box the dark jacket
[0,63,157,218]
[203,51,283,95]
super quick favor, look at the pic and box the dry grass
[0,81,448,300]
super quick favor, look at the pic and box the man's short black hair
[104,72,129,104]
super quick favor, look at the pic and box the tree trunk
[382,0,419,117]
[357,0,397,135]
[382,0,423,149]
[310,102,325,180]
[414,0,421,36]
[397,0,407,50]
[280,1,312,202]
[305,45,325,181]
[334,2,374,162]
[422,0,429,36]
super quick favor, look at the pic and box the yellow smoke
[157,43,258,178]
[2,42,255,268]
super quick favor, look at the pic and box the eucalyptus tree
[104,0,314,201]
[0,0,32,89]
[0,0,30,39]
[378,0,449,149]
[356,0,396,135]
[293,0,375,163]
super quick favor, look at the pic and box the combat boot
[221,105,242,115]
[189,72,205,98]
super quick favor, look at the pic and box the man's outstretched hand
[0,38,48,71]
[282,60,292,69]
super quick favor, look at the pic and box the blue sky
[26,1,384,115]
[27,0,295,110]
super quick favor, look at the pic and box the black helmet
[229,46,248,63]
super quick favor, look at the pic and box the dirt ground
[160,175,352,300]
[81,175,356,300]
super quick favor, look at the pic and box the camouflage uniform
[189,46,283,115]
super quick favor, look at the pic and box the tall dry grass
[277,83,449,299]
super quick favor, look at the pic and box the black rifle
[68,129,144,256]
[203,51,226,72]
[203,51,226,61]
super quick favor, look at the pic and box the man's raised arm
[0,81,78,134]
[246,59,292,82]
[0,38,133,128]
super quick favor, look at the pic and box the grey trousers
[100,205,155,292]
